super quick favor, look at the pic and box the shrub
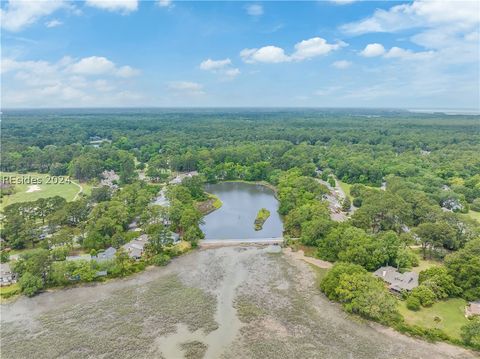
[336,272,401,325]
[0,251,10,263]
[394,322,451,343]
[19,272,43,297]
[461,317,480,349]
[406,295,421,311]
[419,266,462,299]
[152,254,170,266]
[470,198,480,212]
[444,238,480,301]
[341,197,351,212]
[410,285,436,307]
[328,176,336,187]
[320,262,366,301]
[353,197,362,207]
[350,184,365,198]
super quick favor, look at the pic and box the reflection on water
[201,182,283,239]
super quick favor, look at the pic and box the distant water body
[408,108,480,116]
[201,182,283,240]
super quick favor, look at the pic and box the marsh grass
[180,340,208,359]
[1,275,216,359]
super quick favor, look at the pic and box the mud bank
[1,246,476,359]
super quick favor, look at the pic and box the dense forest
[2,109,479,204]
[1,109,479,348]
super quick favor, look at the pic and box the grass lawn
[412,258,440,273]
[8,247,39,256]
[296,244,318,258]
[0,283,21,301]
[410,247,443,273]
[398,298,469,340]
[462,210,480,224]
[308,263,329,288]
[1,172,89,208]
[337,180,353,200]
[208,193,223,209]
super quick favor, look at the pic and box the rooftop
[373,266,419,292]
[467,301,480,317]
[92,247,117,262]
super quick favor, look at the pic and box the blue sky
[1,0,479,109]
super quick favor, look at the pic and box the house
[89,137,111,148]
[100,170,120,190]
[92,247,117,262]
[122,234,149,260]
[171,232,180,244]
[152,187,170,207]
[466,301,480,318]
[169,171,198,185]
[0,263,17,286]
[128,219,142,232]
[441,198,463,212]
[373,266,419,293]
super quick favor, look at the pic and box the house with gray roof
[171,232,180,244]
[466,301,480,318]
[0,263,17,286]
[169,171,198,185]
[152,187,170,207]
[92,247,117,262]
[122,234,149,260]
[373,266,418,293]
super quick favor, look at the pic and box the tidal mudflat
[1,247,476,359]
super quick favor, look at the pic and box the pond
[201,182,283,240]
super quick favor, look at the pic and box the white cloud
[291,37,347,60]
[67,56,139,77]
[241,46,290,64]
[199,58,240,79]
[45,19,63,28]
[384,46,434,60]
[157,0,172,8]
[93,79,114,92]
[224,68,240,78]
[200,58,232,71]
[0,0,66,32]
[246,4,263,17]
[241,37,346,64]
[116,65,140,78]
[332,60,352,69]
[360,43,385,57]
[343,1,479,67]
[1,56,143,107]
[85,0,138,14]
[360,43,434,61]
[168,81,205,96]
[341,1,480,35]
[69,56,116,75]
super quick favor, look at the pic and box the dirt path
[283,247,332,269]
[1,247,477,359]
[70,179,83,201]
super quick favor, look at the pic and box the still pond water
[201,182,284,239]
